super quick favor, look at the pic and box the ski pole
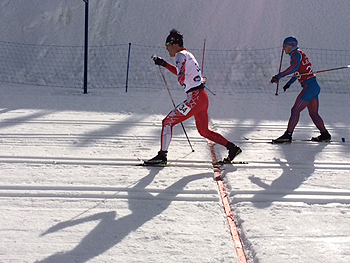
[315,65,350,74]
[275,46,284,95]
[287,65,350,78]
[201,38,206,73]
[201,39,216,96]
[156,64,195,152]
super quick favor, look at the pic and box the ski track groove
[1,156,349,170]
[0,133,347,148]
[0,185,219,202]
[1,119,349,130]
[231,192,350,204]
[1,119,349,205]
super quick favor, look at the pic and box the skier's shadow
[37,167,212,263]
[248,142,327,208]
[0,109,50,130]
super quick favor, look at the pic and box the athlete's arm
[278,51,301,78]
[176,53,186,86]
[165,63,177,75]
[286,76,297,86]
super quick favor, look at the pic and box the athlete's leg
[191,89,229,145]
[275,80,325,143]
[192,89,241,160]
[194,110,229,146]
[194,106,242,160]
[161,108,191,151]
[287,92,309,133]
[307,98,327,132]
[274,95,308,143]
[160,90,203,151]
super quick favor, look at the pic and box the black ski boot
[272,131,292,144]
[143,150,167,166]
[311,131,331,142]
[222,142,242,163]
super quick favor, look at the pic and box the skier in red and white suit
[144,29,241,166]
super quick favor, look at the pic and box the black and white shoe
[143,150,167,166]
[311,131,331,142]
[223,142,242,163]
[272,131,292,144]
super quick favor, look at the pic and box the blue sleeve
[277,51,301,79]
[286,76,297,86]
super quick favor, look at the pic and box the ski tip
[212,160,248,165]
[270,140,292,144]
[234,161,249,164]
[138,162,167,167]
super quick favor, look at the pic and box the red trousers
[161,89,229,151]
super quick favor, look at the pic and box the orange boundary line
[209,141,247,263]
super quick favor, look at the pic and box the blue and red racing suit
[277,48,327,133]
[278,48,318,102]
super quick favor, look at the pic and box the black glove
[283,83,290,92]
[270,75,279,83]
[153,56,167,67]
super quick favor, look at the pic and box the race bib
[176,103,191,116]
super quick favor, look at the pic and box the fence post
[83,0,89,94]
[125,43,131,92]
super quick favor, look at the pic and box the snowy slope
[0,0,349,49]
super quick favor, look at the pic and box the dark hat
[166,29,183,47]
[283,36,298,47]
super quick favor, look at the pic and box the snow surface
[1,84,349,263]
[1,1,350,262]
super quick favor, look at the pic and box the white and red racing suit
[160,48,229,151]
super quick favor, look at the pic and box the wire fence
[0,40,349,94]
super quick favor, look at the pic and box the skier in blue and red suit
[270,36,331,143]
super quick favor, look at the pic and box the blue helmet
[283,36,298,47]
